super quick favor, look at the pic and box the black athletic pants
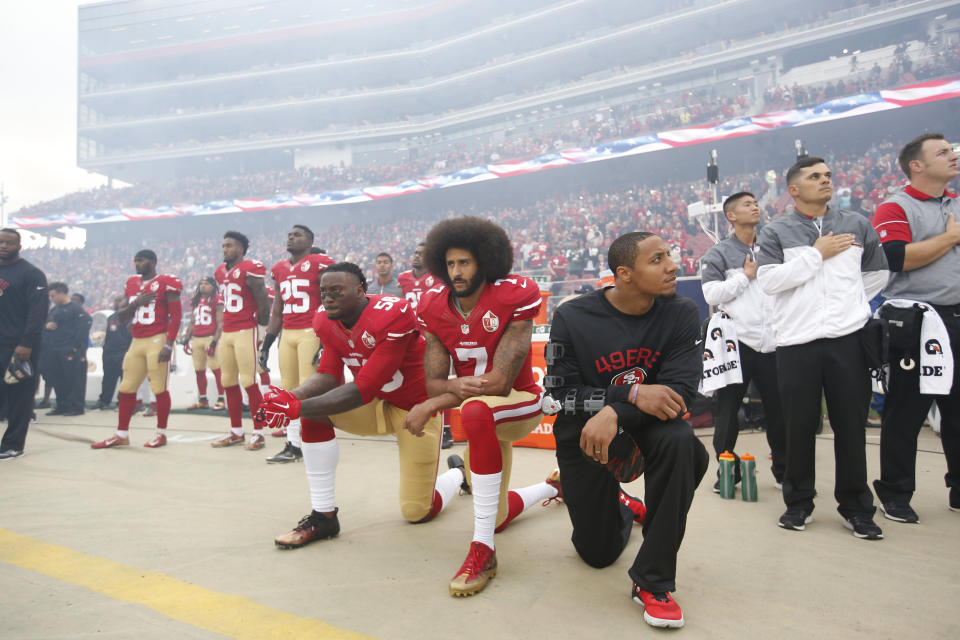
[712,343,786,482]
[875,306,960,504]
[0,345,37,452]
[554,415,708,593]
[49,350,84,413]
[776,332,875,518]
[98,352,125,407]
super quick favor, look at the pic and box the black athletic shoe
[274,509,340,549]
[441,426,454,450]
[266,442,303,464]
[950,488,960,513]
[778,508,813,531]
[880,502,919,523]
[843,514,883,540]
[447,454,471,495]
[0,449,24,461]
[45,409,65,416]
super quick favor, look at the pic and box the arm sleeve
[700,249,748,305]
[756,226,823,294]
[165,298,182,342]
[352,334,415,404]
[881,240,907,272]
[19,267,48,349]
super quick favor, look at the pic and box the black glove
[259,333,277,372]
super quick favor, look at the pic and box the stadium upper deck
[78,0,959,183]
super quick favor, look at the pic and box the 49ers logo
[611,367,647,386]
[482,310,500,332]
[360,330,376,349]
[301,262,310,272]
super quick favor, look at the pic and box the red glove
[206,340,218,357]
[255,385,301,430]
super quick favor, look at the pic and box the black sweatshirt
[45,301,90,353]
[0,258,48,350]
[547,288,702,432]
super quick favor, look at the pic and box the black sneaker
[842,514,883,540]
[949,487,959,513]
[0,449,24,461]
[447,454,471,495]
[880,502,919,523]
[274,509,340,549]
[441,426,454,450]
[778,508,813,531]
[265,442,302,464]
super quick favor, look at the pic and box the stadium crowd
[27,139,915,316]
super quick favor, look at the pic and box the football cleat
[143,433,167,448]
[266,442,302,464]
[186,399,209,411]
[544,469,563,505]
[447,454,471,495]
[619,490,646,524]
[449,541,497,597]
[245,433,266,450]
[143,403,157,417]
[441,426,454,449]
[211,433,244,448]
[270,427,287,438]
[91,435,129,449]
[212,397,226,411]
[275,509,340,549]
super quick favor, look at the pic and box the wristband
[161,344,173,351]
[628,384,639,404]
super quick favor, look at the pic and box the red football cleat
[270,427,287,438]
[186,399,209,411]
[449,541,497,597]
[211,433,244,448]
[245,433,265,450]
[619,490,646,524]
[544,469,563,505]
[91,435,129,449]
[144,433,167,448]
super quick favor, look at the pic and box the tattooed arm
[478,319,534,397]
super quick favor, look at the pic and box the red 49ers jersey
[313,294,427,410]
[191,295,218,337]
[271,253,334,329]
[417,275,542,395]
[215,259,266,332]
[124,274,183,339]
[396,269,437,310]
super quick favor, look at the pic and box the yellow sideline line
[0,527,373,640]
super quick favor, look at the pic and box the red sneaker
[144,433,167,448]
[632,585,684,628]
[544,469,563,505]
[619,490,646,524]
[211,433,244,448]
[91,435,129,449]
[270,427,287,438]
[186,399,209,411]
[449,541,497,597]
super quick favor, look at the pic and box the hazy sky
[0,1,106,216]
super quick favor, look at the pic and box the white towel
[700,311,743,394]
[873,299,954,396]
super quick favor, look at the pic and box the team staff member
[700,191,786,490]
[409,217,563,597]
[92,250,182,449]
[871,133,960,519]
[370,252,402,296]
[94,295,132,411]
[0,228,48,460]
[212,231,271,450]
[757,156,888,539]
[547,231,707,629]
[261,224,333,464]
[44,282,89,416]
[254,263,464,547]
[182,277,225,411]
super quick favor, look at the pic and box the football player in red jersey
[255,262,466,548]
[261,225,334,463]
[92,250,182,449]
[397,242,436,309]
[397,242,453,450]
[181,277,225,411]
[211,231,271,450]
[406,217,562,597]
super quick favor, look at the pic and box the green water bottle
[740,452,758,502]
[718,451,736,499]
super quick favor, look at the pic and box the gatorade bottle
[741,452,758,502]
[718,451,736,499]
